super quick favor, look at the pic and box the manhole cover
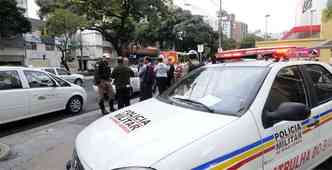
[0,143,10,161]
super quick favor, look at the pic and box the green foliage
[45,8,87,70]
[46,9,87,38]
[240,34,264,49]
[62,0,171,55]
[0,0,31,38]
[323,6,332,22]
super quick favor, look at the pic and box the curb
[0,143,10,161]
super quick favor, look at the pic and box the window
[44,69,56,75]
[24,71,56,88]
[56,68,70,75]
[162,67,268,116]
[0,71,22,90]
[45,44,55,51]
[304,64,332,105]
[48,74,71,87]
[26,42,37,50]
[264,66,307,112]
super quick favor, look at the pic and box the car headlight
[111,167,156,170]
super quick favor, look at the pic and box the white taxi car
[69,60,332,170]
[0,67,87,124]
[41,67,84,86]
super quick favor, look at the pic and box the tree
[240,34,264,49]
[171,8,216,52]
[0,0,31,39]
[42,0,172,56]
[45,9,87,71]
[323,6,332,22]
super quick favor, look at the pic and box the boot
[109,99,115,112]
[99,100,109,115]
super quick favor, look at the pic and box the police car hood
[76,98,237,170]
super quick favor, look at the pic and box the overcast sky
[29,0,298,33]
[174,0,298,33]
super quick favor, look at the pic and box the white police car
[68,60,332,170]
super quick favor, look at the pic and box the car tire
[66,96,83,114]
[74,79,83,86]
[0,143,10,161]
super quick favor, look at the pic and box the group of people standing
[94,52,204,115]
[94,55,177,115]
[138,56,175,101]
[94,56,134,115]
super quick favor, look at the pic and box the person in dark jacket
[167,58,175,87]
[139,56,155,101]
[111,57,135,109]
[95,56,115,115]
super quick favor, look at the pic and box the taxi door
[250,65,321,170]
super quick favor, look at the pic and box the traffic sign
[198,44,204,53]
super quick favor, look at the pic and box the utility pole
[79,29,84,71]
[218,0,222,49]
[265,14,270,40]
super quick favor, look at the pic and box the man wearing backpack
[139,56,155,101]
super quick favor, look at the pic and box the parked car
[40,67,84,86]
[69,60,332,170]
[0,67,87,125]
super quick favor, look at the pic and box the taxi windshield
[160,66,269,116]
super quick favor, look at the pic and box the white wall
[26,44,61,67]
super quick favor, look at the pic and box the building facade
[257,0,332,63]
[221,14,235,39]
[232,21,248,42]
[75,30,117,71]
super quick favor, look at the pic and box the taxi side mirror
[262,102,311,129]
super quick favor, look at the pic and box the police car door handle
[307,119,319,127]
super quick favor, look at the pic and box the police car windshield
[161,66,269,116]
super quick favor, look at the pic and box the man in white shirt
[154,57,169,94]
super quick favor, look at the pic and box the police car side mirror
[263,102,311,129]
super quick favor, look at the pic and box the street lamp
[310,9,317,38]
[265,14,271,40]
[79,28,84,71]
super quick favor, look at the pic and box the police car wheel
[66,96,83,114]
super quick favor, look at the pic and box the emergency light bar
[215,46,318,61]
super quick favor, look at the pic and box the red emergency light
[215,46,318,61]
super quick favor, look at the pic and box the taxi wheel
[74,79,83,86]
[66,96,83,114]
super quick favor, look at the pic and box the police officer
[111,57,135,109]
[188,50,204,73]
[94,56,115,115]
